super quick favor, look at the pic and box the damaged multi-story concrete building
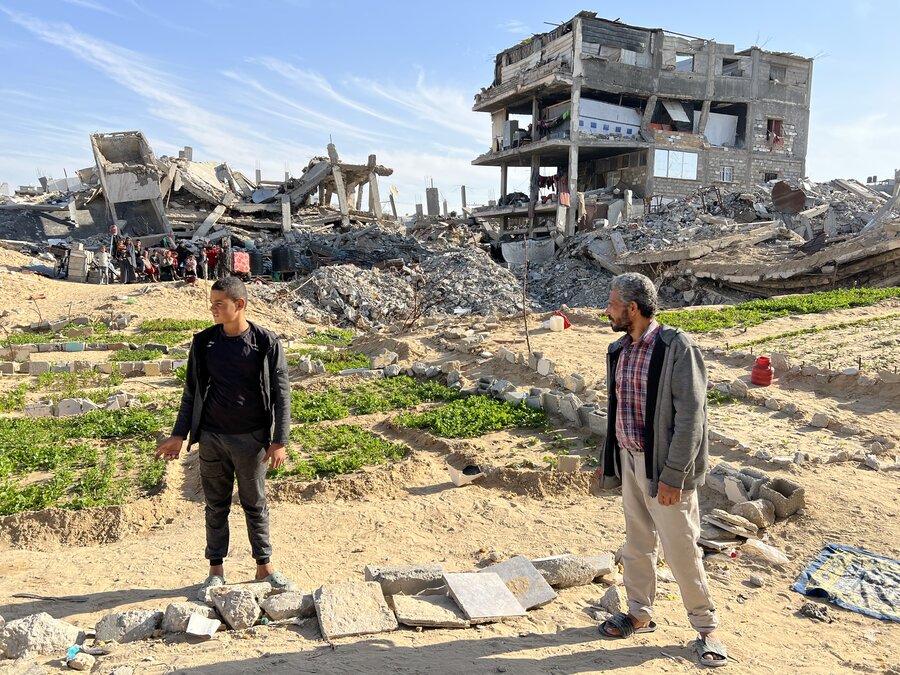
[472,11,813,238]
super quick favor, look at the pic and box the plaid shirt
[615,321,660,452]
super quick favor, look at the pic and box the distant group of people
[96,224,233,285]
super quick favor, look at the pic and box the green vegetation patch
[0,407,173,515]
[139,319,211,332]
[290,375,459,423]
[304,328,355,346]
[706,390,737,406]
[397,395,547,438]
[729,313,900,350]
[287,349,369,374]
[657,288,900,334]
[271,424,406,480]
[110,348,164,362]
[0,383,28,413]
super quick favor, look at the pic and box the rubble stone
[95,609,162,643]
[211,588,261,630]
[364,563,445,596]
[370,349,398,369]
[728,379,749,397]
[598,585,626,615]
[67,652,95,671]
[531,553,614,588]
[0,612,83,659]
[161,602,219,633]
[810,412,830,428]
[260,591,315,620]
[313,582,398,640]
[730,499,776,529]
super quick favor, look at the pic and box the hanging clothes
[558,173,571,207]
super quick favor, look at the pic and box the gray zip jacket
[600,324,709,498]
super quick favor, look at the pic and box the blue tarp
[793,543,900,622]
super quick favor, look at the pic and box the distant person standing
[216,240,231,279]
[197,248,208,280]
[96,245,110,284]
[154,276,295,598]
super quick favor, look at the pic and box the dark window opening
[722,58,742,77]
[769,65,786,82]
[764,172,778,182]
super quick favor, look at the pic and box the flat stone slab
[364,563,445,596]
[443,572,526,623]
[314,582,398,641]
[478,555,557,610]
[391,594,470,628]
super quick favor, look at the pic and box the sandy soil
[0,259,898,674]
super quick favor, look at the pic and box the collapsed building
[471,11,813,240]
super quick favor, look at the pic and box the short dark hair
[211,276,247,304]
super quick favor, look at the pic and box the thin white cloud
[249,57,416,130]
[122,0,197,34]
[350,69,488,147]
[61,0,121,16]
[499,19,529,34]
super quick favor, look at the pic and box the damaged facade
[472,11,813,238]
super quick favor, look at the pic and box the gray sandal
[694,635,728,667]
[261,570,296,592]
[598,612,657,638]
[197,574,225,602]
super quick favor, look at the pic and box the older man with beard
[597,273,727,668]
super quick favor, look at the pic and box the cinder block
[0,362,16,374]
[587,411,608,436]
[364,563,445,596]
[537,358,555,377]
[64,342,85,352]
[577,403,598,428]
[558,394,583,424]
[36,343,57,353]
[501,390,527,405]
[24,403,53,417]
[759,478,805,519]
[28,361,50,376]
[142,362,161,377]
[55,398,84,417]
[556,455,581,473]
[541,391,561,415]
[97,362,114,374]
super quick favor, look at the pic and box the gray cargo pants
[199,430,272,564]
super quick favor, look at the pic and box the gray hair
[610,273,658,318]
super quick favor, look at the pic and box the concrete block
[501,390,527,405]
[54,398,84,417]
[759,478,805,519]
[489,379,514,398]
[525,396,543,410]
[26,361,49,376]
[364,563,445,596]
[440,360,461,374]
[564,373,586,393]
[36,343,57,353]
[12,349,34,362]
[556,455,581,473]
[72,360,93,373]
[144,342,169,354]
[540,391,561,415]
[528,351,542,370]
[161,602,219,633]
[391,594,469,628]
[478,555,556,610]
[95,609,163,643]
[724,475,750,504]
[50,363,68,374]
[97,362,114,375]
[260,591,315,620]
[0,362,15,374]
[63,342,85,353]
[537,358,555,377]
[531,553,615,589]
[577,403,598,428]
[159,359,174,373]
[587,411,608,436]
[24,403,53,417]
[313,582,398,640]
[558,394,583,424]
[141,362,161,377]
[443,572,526,623]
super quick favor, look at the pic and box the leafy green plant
[110,348,163,362]
[174,365,187,384]
[304,328,355,346]
[656,287,900,333]
[275,424,406,480]
[0,383,28,413]
[728,313,900,350]
[139,319,211,332]
[706,390,737,406]
[397,396,547,438]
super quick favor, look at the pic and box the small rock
[598,585,625,614]
[161,602,218,633]
[810,412,830,428]
[728,379,749,397]
[95,609,163,643]
[782,402,800,417]
[764,398,782,411]
[67,652,95,671]
[369,349,398,369]
[260,592,315,621]
[747,574,766,588]
[730,499,776,529]
[0,612,83,658]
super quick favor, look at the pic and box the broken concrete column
[363,563,445,596]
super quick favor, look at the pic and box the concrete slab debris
[313,582,398,641]
[478,555,557,610]
[443,572,527,622]
[391,594,470,628]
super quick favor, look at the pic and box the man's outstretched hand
[155,435,184,461]
[262,443,286,471]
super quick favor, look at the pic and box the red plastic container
[751,356,774,386]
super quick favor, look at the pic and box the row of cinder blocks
[24,392,138,418]
[0,359,186,377]
[4,341,175,361]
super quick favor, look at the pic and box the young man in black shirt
[155,277,294,598]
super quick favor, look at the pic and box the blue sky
[0,0,896,214]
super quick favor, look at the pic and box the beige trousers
[620,448,719,633]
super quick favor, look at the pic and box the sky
[0,0,897,214]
